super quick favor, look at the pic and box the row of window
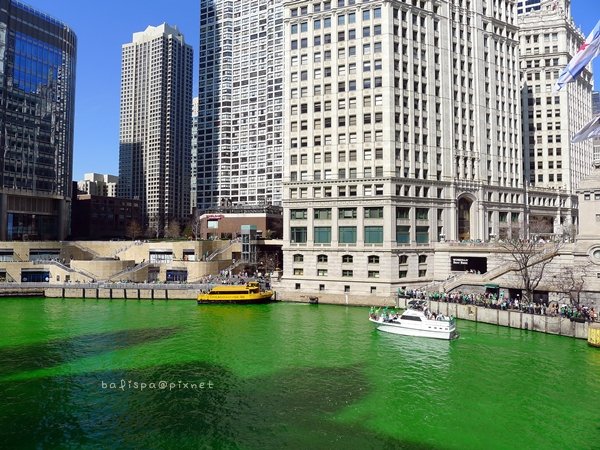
[290,3,381,18]
[290,148,384,165]
[291,207,435,220]
[293,268,382,278]
[291,270,427,279]
[290,225,430,244]
[292,253,427,264]
[290,94,384,113]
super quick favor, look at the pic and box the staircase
[206,238,239,261]
[108,261,152,281]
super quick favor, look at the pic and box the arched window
[293,254,304,262]
[368,255,380,264]
[342,254,353,263]
[317,254,328,263]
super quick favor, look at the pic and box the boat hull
[370,317,458,340]
[197,293,274,305]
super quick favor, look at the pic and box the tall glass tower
[0,0,76,240]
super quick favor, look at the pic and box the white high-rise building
[519,0,594,194]
[196,0,285,210]
[593,91,600,162]
[278,0,573,297]
[118,24,194,233]
[78,173,118,197]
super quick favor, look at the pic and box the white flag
[571,115,600,143]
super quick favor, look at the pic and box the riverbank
[0,283,592,340]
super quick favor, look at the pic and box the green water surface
[0,298,598,449]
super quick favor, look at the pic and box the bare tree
[191,210,202,240]
[164,219,180,239]
[497,237,563,303]
[550,265,588,307]
[146,217,162,239]
[125,220,142,240]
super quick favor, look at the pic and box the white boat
[369,301,458,340]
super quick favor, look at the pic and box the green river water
[0,298,598,449]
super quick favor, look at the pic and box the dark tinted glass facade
[0,0,76,240]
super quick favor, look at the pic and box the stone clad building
[277,0,574,298]
[519,0,593,196]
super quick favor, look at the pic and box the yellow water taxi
[197,281,275,304]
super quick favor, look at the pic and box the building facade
[77,173,118,197]
[191,97,199,213]
[593,91,600,162]
[278,0,573,298]
[0,0,76,240]
[519,0,593,195]
[71,193,142,240]
[118,24,193,235]
[196,0,285,210]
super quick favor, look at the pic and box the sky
[18,0,600,181]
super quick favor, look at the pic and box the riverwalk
[395,296,589,340]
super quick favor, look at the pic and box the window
[314,208,331,220]
[416,226,429,244]
[365,226,383,244]
[339,226,357,244]
[342,270,353,277]
[396,207,410,219]
[293,254,304,262]
[317,269,328,276]
[339,208,357,219]
[416,208,429,220]
[290,227,308,243]
[368,255,380,264]
[399,270,407,278]
[295,283,301,290]
[364,207,384,218]
[368,271,380,278]
[418,255,427,264]
[294,268,304,275]
[342,255,353,263]
[398,255,408,264]
[396,225,410,244]
[314,227,332,244]
[317,254,328,263]
[291,209,307,219]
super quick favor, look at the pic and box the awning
[485,284,499,288]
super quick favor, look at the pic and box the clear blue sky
[19,0,600,181]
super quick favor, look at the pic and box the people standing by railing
[397,288,596,322]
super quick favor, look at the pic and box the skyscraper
[196,0,284,210]
[279,0,573,296]
[593,91,600,162]
[519,0,593,193]
[118,24,193,234]
[0,0,76,240]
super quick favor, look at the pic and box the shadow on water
[0,361,440,450]
[0,327,181,377]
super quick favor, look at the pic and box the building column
[58,199,68,241]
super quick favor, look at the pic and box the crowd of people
[398,288,597,322]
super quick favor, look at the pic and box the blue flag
[554,18,600,92]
